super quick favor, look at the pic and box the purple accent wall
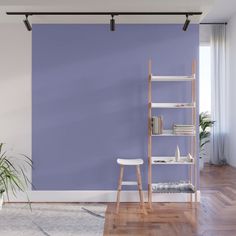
[32,24,199,190]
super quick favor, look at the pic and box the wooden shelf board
[152,161,194,165]
[152,130,195,136]
[152,156,194,165]
[151,75,194,82]
[151,103,195,109]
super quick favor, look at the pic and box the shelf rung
[151,75,194,82]
[152,161,194,165]
[152,130,195,137]
[152,156,194,165]
[122,181,137,186]
[151,103,195,109]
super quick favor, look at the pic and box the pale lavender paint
[32,24,199,190]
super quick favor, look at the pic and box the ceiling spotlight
[23,15,32,31]
[183,14,190,31]
[110,15,115,31]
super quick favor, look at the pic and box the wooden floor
[104,164,236,236]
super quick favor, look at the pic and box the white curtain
[210,24,228,165]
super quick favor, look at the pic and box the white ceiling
[203,0,236,22]
[0,0,235,24]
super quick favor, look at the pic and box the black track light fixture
[110,15,115,31]
[23,15,32,31]
[183,14,190,31]
[7,12,203,32]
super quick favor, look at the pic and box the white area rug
[0,203,106,236]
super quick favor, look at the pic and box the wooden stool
[116,158,145,214]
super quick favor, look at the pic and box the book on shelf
[173,124,195,135]
[152,116,163,134]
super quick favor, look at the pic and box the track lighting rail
[6,11,202,16]
[6,11,202,32]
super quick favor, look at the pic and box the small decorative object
[153,160,166,163]
[175,145,180,162]
[187,153,194,162]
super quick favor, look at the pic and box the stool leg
[116,165,124,214]
[136,165,146,214]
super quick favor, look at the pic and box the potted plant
[0,143,32,209]
[199,112,215,170]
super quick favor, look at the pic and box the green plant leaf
[199,111,215,150]
[200,140,210,148]
[0,143,32,206]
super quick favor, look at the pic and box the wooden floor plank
[104,164,236,236]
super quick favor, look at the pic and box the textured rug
[0,203,106,236]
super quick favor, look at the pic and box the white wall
[199,25,211,164]
[227,13,236,167]
[0,23,32,183]
[200,24,211,44]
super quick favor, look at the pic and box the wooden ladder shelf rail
[147,59,197,208]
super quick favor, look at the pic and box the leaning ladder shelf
[147,60,197,208]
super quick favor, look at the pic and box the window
[199,45,211,113]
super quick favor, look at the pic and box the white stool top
[117,158,144,166]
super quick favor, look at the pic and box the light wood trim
[136,165,146,214]
[192,60,197,202]
[192,60,196,80]
[148,59,152,208]
[116,165,124,214]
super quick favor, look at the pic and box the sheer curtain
[210,24,228,165]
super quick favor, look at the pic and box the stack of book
[173,124,195,135]
[152,116,163,134]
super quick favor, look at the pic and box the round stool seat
[117,158,144,166]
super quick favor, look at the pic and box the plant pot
[199,158,204,171]
[0,194,3,210]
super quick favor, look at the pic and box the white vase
[0,194,3,210]
[175,145,180,162]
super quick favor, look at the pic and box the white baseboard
[6,190,201,203]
